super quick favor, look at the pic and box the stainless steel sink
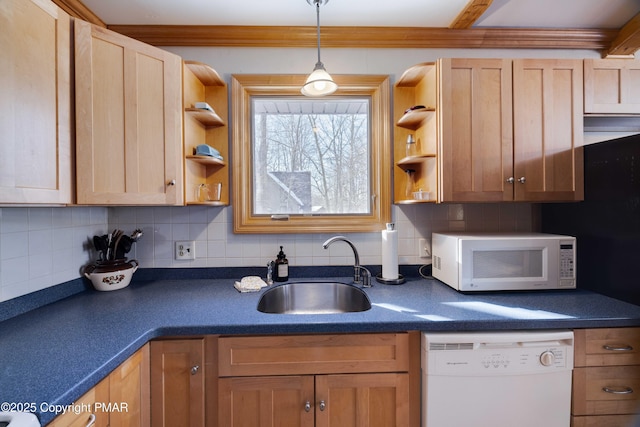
[257,281,371,314]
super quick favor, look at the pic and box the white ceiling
[81,0,640,29]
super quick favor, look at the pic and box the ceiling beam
[605,12,640,57]
[51,0,105,27]
[450,0,493,29]
[107,25,616,51]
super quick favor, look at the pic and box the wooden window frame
[231,74,392,234]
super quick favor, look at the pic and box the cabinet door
[316,373,409,427]
[75,20,183,205]
[0,0,72,204]
[109,344,150,427]
[585,59,640,114]
[47,377,110,427]
[218,375,315,427]
[150,339,205,427]
[513,59,584,201]
[438,58,514,202]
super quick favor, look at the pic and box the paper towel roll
[381,228,399,280]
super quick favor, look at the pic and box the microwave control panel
[559,240,575,286]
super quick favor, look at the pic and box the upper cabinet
[584,59,640,114]
[0,0,73,204]
[395,58,584,204]
[74,20,184,205]
[183,61,229,206]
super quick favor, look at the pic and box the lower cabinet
[572,328,640,427]
[48,344,149,427]
[217,332,418,427]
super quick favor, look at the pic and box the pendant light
[301,0,338,96]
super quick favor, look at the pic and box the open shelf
[185,108,225,127]
[396,108,436,130]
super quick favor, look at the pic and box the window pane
[252,98,370,215]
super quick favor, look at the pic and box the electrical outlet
[175,241,195,260]
[418,238,431,258]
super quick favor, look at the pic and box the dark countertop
[2,274,640,425]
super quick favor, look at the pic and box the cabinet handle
[603,386,634,394]
[506,177,515,184]
[86,414,96,427]
[168,179,176,186]
[517,177,526,184]
[304,401,311,412]
[191,365,199,375]
[603,344,634,352]
[319,400,326,411]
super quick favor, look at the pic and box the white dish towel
[234,276,269,292]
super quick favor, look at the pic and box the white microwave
[432,232,576,292]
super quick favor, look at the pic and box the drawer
[572,366,640,416]
[571,414,639,427]
[574,328,640,367]
[218,333,409,377]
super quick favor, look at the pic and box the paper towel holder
[375,273,405,285]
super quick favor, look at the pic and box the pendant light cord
[314,0,322,67]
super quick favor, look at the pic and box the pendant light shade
[301,0,337,96]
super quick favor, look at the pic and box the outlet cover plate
[175,241,195,260]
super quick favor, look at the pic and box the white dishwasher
[422,330,574,427]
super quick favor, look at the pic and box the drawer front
[574,328,640,367]
[572,414,640,427]
[218,333,409,377]
[572,366,640,416]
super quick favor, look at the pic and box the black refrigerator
[542,134,640,306]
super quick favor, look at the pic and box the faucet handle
[355,265,372,288]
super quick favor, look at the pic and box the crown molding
[106,25,617,51]
[51,0,105,27]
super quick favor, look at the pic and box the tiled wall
[0,207,108,302]
[0,203,535,302]
[108,203,536,267]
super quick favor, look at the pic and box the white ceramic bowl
[84,259,139,291]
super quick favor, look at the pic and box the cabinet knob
[168,179,176,186]
[319,400,326,411]
[602,386,634,394]
[191,365,199,375]
[506,177,514,184]
[517,177,526,184]
[304,401,311,412]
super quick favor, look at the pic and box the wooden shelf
[184,60,225,86]
[396,108,435,130]
[186,201,226,206]
[186,155,226,166]
[395,199,436,204]
[397,154,436,167]
[185,108,225,127]
[396,62,436,87]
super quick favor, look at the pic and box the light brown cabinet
[438,58,584,202]
[395,58,584,204]
[150,338,206,427]
[0,0,73,204]
[74,20,183,205]
[584,59,640,114]
[217,333,419,427]
[183,61,229,206]
[48,344,149,427]
[572,328,640,427]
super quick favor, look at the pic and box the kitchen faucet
[322,236,372,287]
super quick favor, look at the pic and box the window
[232,75,391,233]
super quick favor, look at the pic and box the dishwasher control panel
[422,331,574,376]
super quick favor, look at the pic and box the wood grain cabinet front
[217,333,419,427]
[584,59,640,114]
[47,344,149,427]
[74,20,183,205]
[572,328,640,427]
[0,0,73,204]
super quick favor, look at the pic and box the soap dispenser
[274,246,289,282]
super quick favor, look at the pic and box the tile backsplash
[0,203,536,302]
